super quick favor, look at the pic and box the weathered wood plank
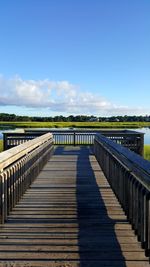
[0,261,149,267]
[0,251,148,260]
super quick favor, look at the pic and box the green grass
[144,145,150,161]
[0,140,3,152]
[0,121,150,129]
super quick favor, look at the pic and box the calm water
[0,127,150,144]
[132,128,150,145]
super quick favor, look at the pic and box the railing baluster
[0,173,5,224]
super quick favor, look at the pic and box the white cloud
[0,74,147,115]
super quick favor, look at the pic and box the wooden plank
[0,261,149,267]
[0,251,147,260]
[0,244,144,252]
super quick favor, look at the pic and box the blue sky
[0,0,150,116]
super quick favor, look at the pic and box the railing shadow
[54,145,126,266]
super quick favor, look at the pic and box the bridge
[0,130,150,266]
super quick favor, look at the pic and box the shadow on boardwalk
[54,146,126,267]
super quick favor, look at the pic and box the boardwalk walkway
[0,146,149,267]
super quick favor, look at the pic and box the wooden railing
[94,134,150,255]
[0,133,54,223]
[3,129,144,155]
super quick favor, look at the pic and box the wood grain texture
[0,146,149,267]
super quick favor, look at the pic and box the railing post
[0,173,3,223]
[3,133,7,151]
[73,132,76,146]
[139,134,144,157]
[0,173,5,224]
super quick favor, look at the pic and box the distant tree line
[0,113,150,122]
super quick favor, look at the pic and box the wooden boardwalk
[0,146,149,267]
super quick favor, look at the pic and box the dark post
[139,133,144,157]
[73,132,76,146]
[3,133,7,151]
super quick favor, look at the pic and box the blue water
[0,127,150,144]
[132,128,150,145]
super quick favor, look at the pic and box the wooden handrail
[3,129,144,155]
[0,133,53,170]
[0,133,54,223]
[94,133,150,255]
[95,134,150,184]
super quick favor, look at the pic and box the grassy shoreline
[0,140,3,152]
[0,121,150,128]
[144,145,150,161]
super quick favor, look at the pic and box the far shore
[0,121,150,129]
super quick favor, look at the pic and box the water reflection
[131,127,150,144]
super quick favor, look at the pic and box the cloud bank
[0,75,146,115]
